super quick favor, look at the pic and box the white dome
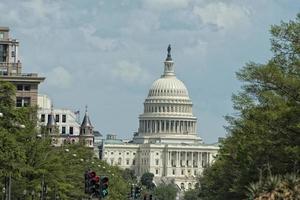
[148,76,189,98]
[133,45,202,144]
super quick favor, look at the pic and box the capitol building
[100,46,219,190]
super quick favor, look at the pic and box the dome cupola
[133,45,202,144]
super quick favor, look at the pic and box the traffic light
[149,194,153,200]
[86,171,100,196]
[100,176,109,198]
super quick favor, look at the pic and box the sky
[0,0,299,143]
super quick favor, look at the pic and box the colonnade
[167,151,210,168]
[139,119,196,134]
[144,104,192,113]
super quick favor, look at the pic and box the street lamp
[0,112,3,118]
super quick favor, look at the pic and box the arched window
[188,183,192,189]
[181,183,185,190]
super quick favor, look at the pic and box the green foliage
[121,168,137,182]
[197,13,300,200]
[183,189,200,200]
[246,173,300,200]
[0,81,130,199]
[153,183,178,200]
[141,172,155,190]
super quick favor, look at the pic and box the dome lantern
[163,44,175,77]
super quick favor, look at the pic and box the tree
[153,183,178,200]
[0,81,130,199]
[197,13,300,200]
[141,172,155,190]
[246,172,300,200]
[184,189,200,200]
[122,168,137,182]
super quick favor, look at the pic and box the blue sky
[1,0,299,143]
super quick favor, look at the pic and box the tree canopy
[141,172,155,190]
[153,183,178,200]
[0,81,130,199]
[189,13,300,200]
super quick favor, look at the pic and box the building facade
[100,46,219,190]
[37,94,95,148]
[0,27,44,107]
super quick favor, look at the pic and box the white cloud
[80,25,118,51]
[193,2,251,30]
[144,0,190,11]
[112,61,150,83]
[47,67,73,89]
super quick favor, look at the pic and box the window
[55,114,60,122]
[127,152,129,155]
[181,183,185,190]
[24,85,30,91]
[17,85,23,91]
[62,127,66,134]
[16,85,30,91]
[118,158,122,165]
[119,152,121,155]
[133,153,136,155]
[69,127,73,135]
[16,97,22,107]
[156,169,159,175]
[16,97,30,107]
[23,97,30,107]
[62,114,66,123]
[0,32,4,39]
[181,170,184,175]
[41,114,45,122]
[155,159,159,165]
[111,152,114,155]
[0,44,7,62]
[156,152,159,155]
[132,159,135,165]
[126,159,130,165]
[172,169,175,175]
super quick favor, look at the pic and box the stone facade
[0,27,44,107]
[38,94,95,148]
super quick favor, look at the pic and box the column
[159,120,161,133]
[185,151,188,167]
[191,152,194,168]
[176,151,180,167]
[199,152,202,168]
